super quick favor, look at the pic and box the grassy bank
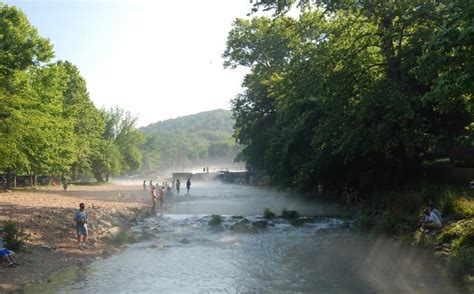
[351,184,474,290]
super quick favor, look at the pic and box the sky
[4,0,253,127]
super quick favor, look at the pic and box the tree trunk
[105,173,109,182]
[29,173,33,187]
[93,172,105,183]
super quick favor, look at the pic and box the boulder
[99,220,112,227]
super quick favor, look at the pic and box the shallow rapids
[24,183,466,293]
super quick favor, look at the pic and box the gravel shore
[0,184,152,292]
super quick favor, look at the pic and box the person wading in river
[176,179,181,195]
[151,186,158,212]
[159,186,165,213]
[186,178,191,195]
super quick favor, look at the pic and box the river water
[25,183,465,293]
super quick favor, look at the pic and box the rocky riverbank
[0,184,153,292]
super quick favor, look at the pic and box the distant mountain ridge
[140,109,234,138]
[138,109,238,172]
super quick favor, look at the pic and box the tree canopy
[0,3,143,184]
[227,0,473,189]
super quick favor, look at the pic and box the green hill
[138,109,239,172]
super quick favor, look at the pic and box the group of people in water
[143,178,192,213]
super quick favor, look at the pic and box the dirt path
[0,184,152,292]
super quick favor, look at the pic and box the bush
[208,215,222,226]
[449,246,474,274]
[263,208,275,219]
[3,220,30,251]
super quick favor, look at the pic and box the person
[74,203,88,249]
[159,186,165,212]
[186,178,191,195]
[176,179,181,195]
[421,208,442,232]
[61,176,68,191]
[143,180,147,191]
[149,180,153,190]
[151,186,158,212]
[203,167,206,172]
[206,166,209,173]
[429,203,442,224]
[0,228,18,268]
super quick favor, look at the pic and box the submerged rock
[252,220,268,230]
[290,217,312,227]
[179,238,191,245]
[230,219,255,233]
[282,210,300,220]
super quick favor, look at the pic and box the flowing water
[25,183,466,293]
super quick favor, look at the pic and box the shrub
[3,220,30,251]
[208,215,222,226]
[449,246,474,274]
[263,208,275,219]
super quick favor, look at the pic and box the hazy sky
[4,0,252,127]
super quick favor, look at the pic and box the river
[25,182,466,293]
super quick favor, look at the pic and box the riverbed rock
[252,220,268,230]
[282,210,300,220]
[290,217,312,227]
[180,238,191,244]
[230,219,255,233]
[99,220,112,227]
[107,227,121,238]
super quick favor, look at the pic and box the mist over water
[27,182,465,293]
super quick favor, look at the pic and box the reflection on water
[25,183,466,293]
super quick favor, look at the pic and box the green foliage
[449,246,474,274]
[208,215,223,226]
[3,220,30,252]
[263,208,276,219]
[226,1,473,189]
[92,107,144,182]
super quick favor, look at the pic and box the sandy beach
[0,184,153,292]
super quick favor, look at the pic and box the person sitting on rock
[421,208,442,232]
[429,203,442,224]
[0,228,19,268]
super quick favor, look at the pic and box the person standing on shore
[74,203,88,249]
[143,180,147,191]
[151,186,158,212]
[186,178,191,195]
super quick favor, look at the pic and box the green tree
[0,3,54,186]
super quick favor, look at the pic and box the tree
[92,107,143,182]
[0,3,54,187]
[226,0,473,190]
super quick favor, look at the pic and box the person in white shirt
[422,208,442,231]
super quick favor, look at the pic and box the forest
[0,4,143,184]
[227,0,473,190]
